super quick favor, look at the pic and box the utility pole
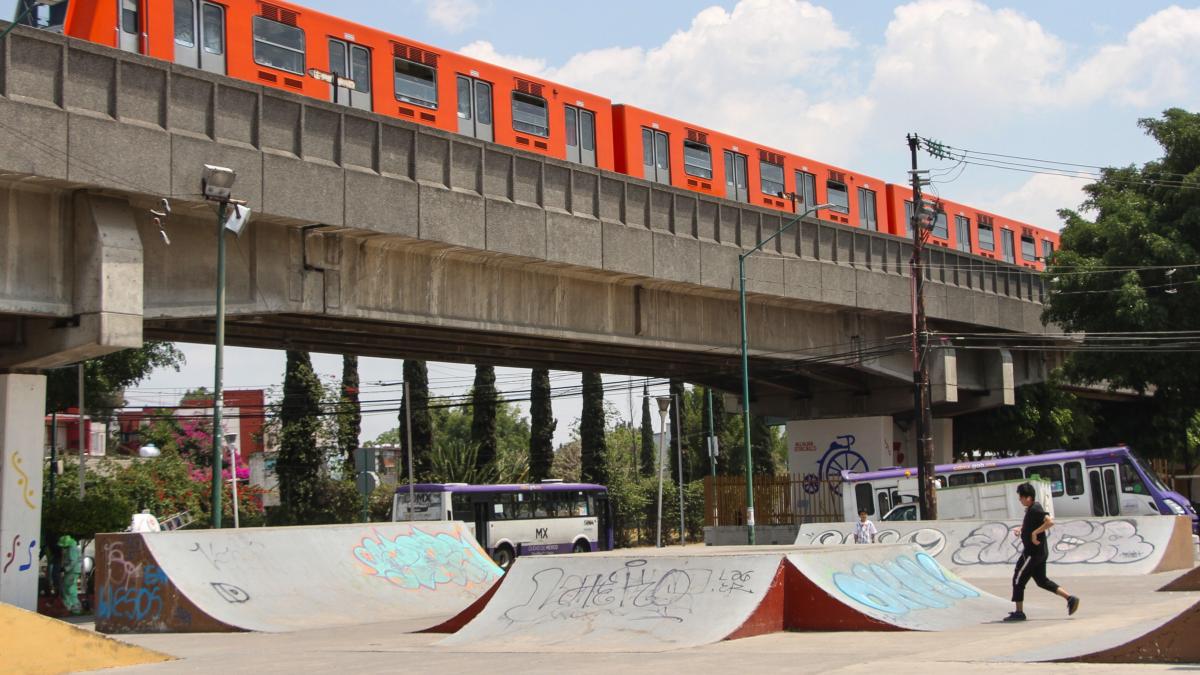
[907,134,937,520]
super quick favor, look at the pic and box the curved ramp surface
[0,601,172,672]
[438,552,788,652]
[96,521,501,633]
[785,544,1009,631]
[797,516,1193,577]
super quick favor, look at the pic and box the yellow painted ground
[0,602,172,674]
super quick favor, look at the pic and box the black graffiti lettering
[210,582,251,603]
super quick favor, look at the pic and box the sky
[25,0,1199,447]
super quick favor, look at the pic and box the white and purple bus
[392,481,613,569]
[841,446,1198,533]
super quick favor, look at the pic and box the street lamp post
[227,438,240,529]
[202,164,244,529]
[738,201,832,545]
[654,395,671,547]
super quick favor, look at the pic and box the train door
[565,105,596,167]
[724,150,748,202]
[174,0,226,75]
[118,0,140,53]
[641,127,670,185]
[456,75,493,141]
[1088,466,1120,516]
[328,39,372,110]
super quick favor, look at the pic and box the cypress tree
[528,368,555,481]
[640,383,655,476]
[278,350,324,524]
[399,359,433,480]
[751,414,779,475]
[337,355,361,477]
[470,365,498,472]
[668,379,688,482]
[580,371,608,485]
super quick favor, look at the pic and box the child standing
[853,509,877,544]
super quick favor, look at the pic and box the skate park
[4,513,1197,673]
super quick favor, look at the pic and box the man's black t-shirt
[1020,501,1049,557]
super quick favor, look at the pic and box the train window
[394,58,437,108]
[1001,229,1016,263]
[826,180,849,214]
[253,16,305,75]
[175,0,195,47]
[987,468,1024,482]
[978,220,994,251]
[1065,461,1084,496]
[955,215,971,252]
[932,211,947,239]
[1021,235,1037,261]
[857,188,877,229]
[947,471,983,487]
[350,46,370,93]
[202,4,224,54]
[122,6,138,34]
[512,91,549,137]
[1025,464,1064,497]
[683,140,712,179]
[760,159,784,196]
[1042,240,1054,260]
[794,171,817,209]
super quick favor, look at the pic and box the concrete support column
[0,373,47,610]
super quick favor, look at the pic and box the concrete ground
[73,568,1199,674]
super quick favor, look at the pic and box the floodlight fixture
[223,203,252,236]
[138,443,161,458]
[202,164,236,202]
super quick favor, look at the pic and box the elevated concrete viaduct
[0,25,1059,607]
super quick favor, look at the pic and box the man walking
[1004,482,1079,621]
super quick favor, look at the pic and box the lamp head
[202,164,236,201]
[138,443,161,458]
[655,396,672,413]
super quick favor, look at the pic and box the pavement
[61,552,1200,674]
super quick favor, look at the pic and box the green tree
[337,355,361,475]
[580,372,608,485]
[528,368,555,481]
[400,360,433,478]
[639,383,655,476]
[45,342,185,415]
[955,382,1096,457]
[427,397,529,483]
[470,365,498,471]
[276,350,325,524]
[1044,108,1200,461]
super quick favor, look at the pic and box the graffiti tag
[210,582,250,603]
[953,519,1155,566]
[832,551,979,616]
[96,541,166,623]
[353,527,501,591]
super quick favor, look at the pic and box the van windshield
[1131,453,1170,492]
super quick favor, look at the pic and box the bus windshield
[393,491,445,520]
[1131,453,1170,493]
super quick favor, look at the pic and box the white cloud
[987,173,1088,231]
[424,0,482,33]
[458,40,549,76]
[1061,6,1200,107]
[460,0,873,163]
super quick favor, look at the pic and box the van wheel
[572,540,589,553]
[492,544,515,570]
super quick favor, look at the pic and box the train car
[52,0,614,170]
[613,104,888,231]
[883,184,1059,270]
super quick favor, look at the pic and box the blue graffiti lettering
[353,527,501,591]
[832,552,978,616]
[97,561,166,622]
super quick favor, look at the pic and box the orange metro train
[37,0,1060,267]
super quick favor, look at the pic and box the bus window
[987,468,1024,482]
[876,491,890,517]
[1065,461,1084,496]
[1025,464,1065,496]
[948,472,984,487]
[855,483,874,516]
[451,492,471,520]
[936,475,947,487]
[1119,460,1148,495]
[1089,471,1104,516]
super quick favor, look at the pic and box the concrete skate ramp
[1008,599,1200,664]
[438,551,789,652]
[1157,564,1200,592]
[785,544,1009,631]
[797,516,1193,578]
[96,521,501,634]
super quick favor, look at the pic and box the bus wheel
[572,540,590,553]
[492,544,514,570]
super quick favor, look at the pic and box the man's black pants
[1011,551,1059,602]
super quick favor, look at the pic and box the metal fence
[703,474,845,527]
